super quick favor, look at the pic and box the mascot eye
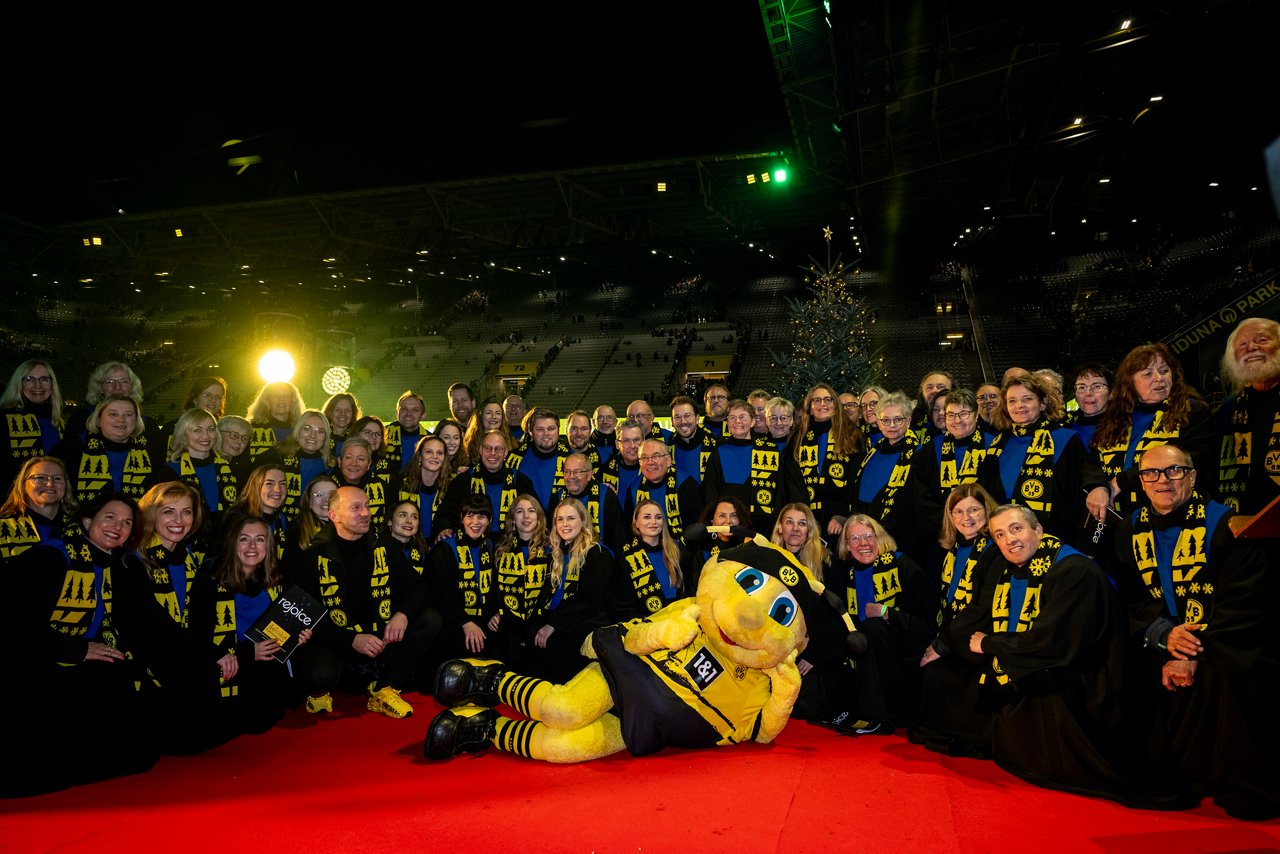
[768,593,798,627]
[735,567,766,594]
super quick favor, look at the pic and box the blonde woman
[613,499,690,620]
[525,498,612,682]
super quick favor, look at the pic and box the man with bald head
[1115,442,1276,818]
[504,395,527,444]
[1218,316,1280,514]
[591,404,618,466]
[291,487,440,720]
[627,399,671,443]
[551,452,624,555]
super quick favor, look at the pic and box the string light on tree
[769,228,883,402]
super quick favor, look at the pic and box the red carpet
[3,690,1277,853]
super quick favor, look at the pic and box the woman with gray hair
[65,361,148,441]
[764,396,796,452]
[821,513,935,734]
[852,392,921,548]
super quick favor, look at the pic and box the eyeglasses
[767,415,792,424]
[21,375,52,385]
[879,416,908,426]
[977,393,1000,402]
[950,505,984,518]
[27,474,66,486]
[638,453,669,461]
[220,430,250,442]
[1137,465,1192,483]
[102,377,132,388]
[944,410,975,422]
[300,424,326,434]
[860,401,879,410]
[563,468,591,477]
[359,429,382,439]
[706,394,729,401]
[846,532,877,543]
[1074,383,1108,394]
[810,396,834,405]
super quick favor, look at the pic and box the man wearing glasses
[702,384,730,438]
[551,452,624,555]
[668,395,716,486]
[627,438,703,542]
[1114,442,1276,818]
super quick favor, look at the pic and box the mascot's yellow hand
[763,649,802,699]
[757,650,802,744]
[621,601,702,655]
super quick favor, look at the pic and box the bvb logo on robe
[1268,450,1280,473]
[1185,598,1205,623]
[646,594,662,613]
[829,462,844,480]
[465,590,478,608]
[756,489,771,506]
[1021,478,1045,500]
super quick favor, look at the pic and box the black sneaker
[434,658,505,708]
[424,706,499,760]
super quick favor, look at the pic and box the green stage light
[773,169,788,183]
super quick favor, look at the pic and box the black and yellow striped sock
[494,717,541,758]
[498,672,549,718]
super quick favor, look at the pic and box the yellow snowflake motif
[1189,582,1200,594]
[1176,585,1186,597]
[1029,555,1052,577]
[1203,583,1214,595]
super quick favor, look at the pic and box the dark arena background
[3,3,1279,850]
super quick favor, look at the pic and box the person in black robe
[1114,443,1279,819]
[954,503,1190,810]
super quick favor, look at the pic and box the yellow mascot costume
[425,535,822,762]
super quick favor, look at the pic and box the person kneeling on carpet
[289,486,441,719]
[424,535,824,762]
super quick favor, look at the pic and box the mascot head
[696,534,819,670]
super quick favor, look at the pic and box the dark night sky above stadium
[3,16,785,226]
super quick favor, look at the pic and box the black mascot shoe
[434,658,505,708]
[424,706,499,760]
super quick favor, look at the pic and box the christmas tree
[769,243,884,402]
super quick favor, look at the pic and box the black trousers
[293,606,442,695]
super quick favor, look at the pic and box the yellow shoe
[305,693,333,714]
[368,685,413,719]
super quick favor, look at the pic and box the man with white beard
[1218,317,1280,514]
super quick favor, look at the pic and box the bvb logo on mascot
[1021,479,1045,500]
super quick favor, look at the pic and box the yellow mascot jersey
[591,621,772,755]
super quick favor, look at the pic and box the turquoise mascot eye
[735,566,766,593]
[768,593,798,627]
